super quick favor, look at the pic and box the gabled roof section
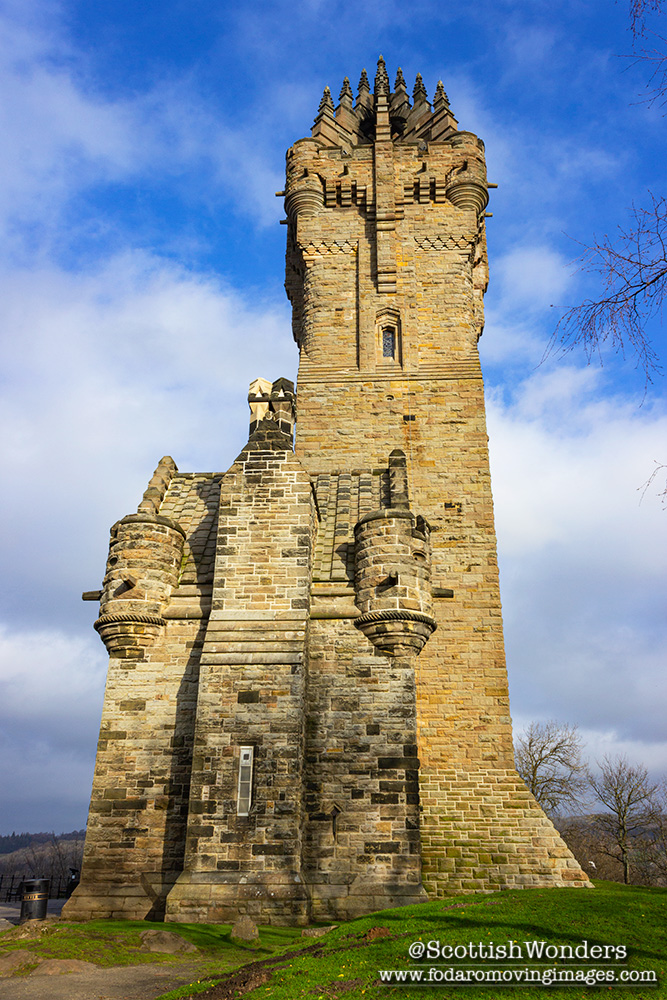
[159,472,220,590]
[311,470,386,583]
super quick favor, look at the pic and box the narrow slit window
[331,804,342,842]
[237,746,254,816]
[382,327,396,358]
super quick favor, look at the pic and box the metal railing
[0,874,71,901]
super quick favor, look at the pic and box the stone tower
[64,61,589,926]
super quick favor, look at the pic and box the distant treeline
[0,830,85,855]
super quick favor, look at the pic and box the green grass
[0,917,304,971]
[154,882,667,1000]
[2,883,665,998]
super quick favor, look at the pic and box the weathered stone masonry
[65,60,590,925]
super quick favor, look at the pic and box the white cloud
[479,245,575,364]
[0,252,295,630]
[488,368,666,555]
[488,368,667,764]
[0,624,107,831]
[0,8,137,235]
[495,245,572,312]
[0,1,287,257]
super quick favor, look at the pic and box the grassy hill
[155,882,667,1000]
[1,882,665,998]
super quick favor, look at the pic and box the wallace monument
[64,60,589,925]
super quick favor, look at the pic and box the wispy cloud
[488,370,667,755]
[0,251,294,632]
[0,0,666,834]
[0,3,289,264]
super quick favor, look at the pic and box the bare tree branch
[515,720,589,817]
[589,754,658,883]
[629,0,667,100]
[629,0,665,39]
[630,33,667,108]
[639,460,667,506]
[548,195,666,382]
[547,2,667,385]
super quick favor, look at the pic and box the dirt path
[0,958,215,1000]
[0,902,221,999]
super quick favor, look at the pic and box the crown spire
[375,55,390,96]
[413,72,428,104]
[434,79,449,109]
[312,84,343,144]
[339,77,353,102]
[317,85,335,114]
[308,62,456,146]
[390,65,411,127]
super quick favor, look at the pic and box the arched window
[382,326,396,359]
[376,307,402,366]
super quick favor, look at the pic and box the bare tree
[550,2,667,383]
[589,754,658,884]
[551,196,665,382]
[514,720,588,817]
[629,0,667,107]
[631,778,667,885]
[559,814,626,882]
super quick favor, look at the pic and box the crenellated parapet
[284,57,491,350]
[285,58,488,220]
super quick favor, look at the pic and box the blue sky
[0,0,665,834]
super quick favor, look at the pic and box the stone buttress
[66,61,590,924]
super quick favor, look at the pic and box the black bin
[20,878,50,923]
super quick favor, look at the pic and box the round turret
[353,508,436,656]
[94,512,185,656]
[445,132,489,216]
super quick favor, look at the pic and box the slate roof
[159,473,221,589]
[311,471,386,584]
[156,467,388,593]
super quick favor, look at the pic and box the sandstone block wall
[304,622,426,922]
[166,419,316,924]
[64,471,220,920]
[287,61,590,899]
[68,63,590,925]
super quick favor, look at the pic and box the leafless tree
[589,754,658,884]
[0,832,84,896]
[559,814,625,882]
[549,2,667,384]
[631,779,667,884]
[551,195,666,382]
[514,720,589,817]
[629,0,667,107]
